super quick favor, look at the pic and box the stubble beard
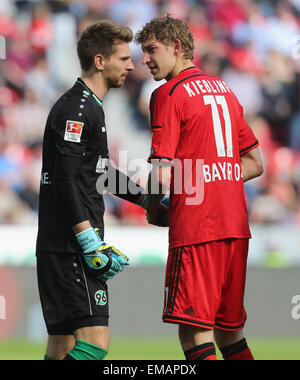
[105,75,125,89]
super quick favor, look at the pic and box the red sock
[184,342,217,360]
[220,338,254,360]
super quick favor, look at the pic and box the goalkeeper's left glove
[92,228,130,280]
[75,227,130,281]
[95,244,130,281]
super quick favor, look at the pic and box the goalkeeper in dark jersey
[36,20,147,360]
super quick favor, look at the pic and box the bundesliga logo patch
[64,120,84,143]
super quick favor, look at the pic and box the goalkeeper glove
[75,227,130,281]
[160,195,170,208]
[157,196,170,226]
[146,195,170,227]
[137,194,147,209]
[96,244,130,281]
[139,195,170,208]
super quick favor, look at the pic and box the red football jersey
[148,67,259,249]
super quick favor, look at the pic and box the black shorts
[36,252,109,335]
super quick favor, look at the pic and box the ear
[174,39,183,55]
[94,53,105,71]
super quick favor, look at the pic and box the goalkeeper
[35,21,146,360]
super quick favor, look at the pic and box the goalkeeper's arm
[99,163,146,207]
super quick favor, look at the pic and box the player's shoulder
[154,67,216,98]
[51,79,103,123]
[149,68,202,111]
[63,80,102,112]
[167,67,204,96]
[150,73,185,99]
[149,79,179,107]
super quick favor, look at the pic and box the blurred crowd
[0,0,300,227]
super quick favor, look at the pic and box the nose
[127,59,134,71]
[142,53,150,66]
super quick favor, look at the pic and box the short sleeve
[147,86,181,165]
[238,104,259,155]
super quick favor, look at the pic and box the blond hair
[135,15,194,60]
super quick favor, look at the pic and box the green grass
[0,337,299,360]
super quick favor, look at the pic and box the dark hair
[77,20,133,71]
[135,15,194,60]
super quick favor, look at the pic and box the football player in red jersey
[135,16,263,360]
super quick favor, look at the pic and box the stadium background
[0,0,300,360]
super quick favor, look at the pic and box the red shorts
[163,238,249,331]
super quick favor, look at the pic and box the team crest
[94,290,107,306]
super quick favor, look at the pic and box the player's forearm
[146,165,171,221]
[113,169,145,205]
[53,152,89,226]
[72,220,92,234]
[103,166,146,205]
[147,165,171,196]
[240,157,264,182]
[240,147,263,182]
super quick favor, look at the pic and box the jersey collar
[76,78,103,107]
[179,66,198,74]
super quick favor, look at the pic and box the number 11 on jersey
[204,95,233,158]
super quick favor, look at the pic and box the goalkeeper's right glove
[157,196,170,226]
[75,227,130,281]
[146,196,170,227]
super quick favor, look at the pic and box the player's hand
[95,244,130,281]
[82,243,130,281]
[75,227,130,281]
[146,196,170,227]
[137,194,147,209]
[160,195,170,208]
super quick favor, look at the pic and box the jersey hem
[214,319,247,331]
[169,233,251,250]
[163,315,214,329]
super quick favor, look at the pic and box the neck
[166,59,194,81]
[81,71,108,100]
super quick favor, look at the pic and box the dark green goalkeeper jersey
[36,78,143,255]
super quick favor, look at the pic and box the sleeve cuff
[240,141,259,156]
[147,155,174,165]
